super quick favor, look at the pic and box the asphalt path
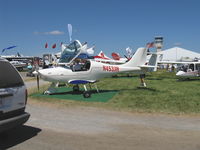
[1,80,200,150]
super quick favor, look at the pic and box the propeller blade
[124,55,128,59]
[37,74,39,91]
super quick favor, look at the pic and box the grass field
[30,70,200,114]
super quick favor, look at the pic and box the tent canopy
[160,47,200,61]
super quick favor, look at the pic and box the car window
[0,61,24,88]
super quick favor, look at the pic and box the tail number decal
[103,66,119,72]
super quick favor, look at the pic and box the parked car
[10,60,27,71]
[0,58,30,133]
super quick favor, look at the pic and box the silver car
[0,58,30,133]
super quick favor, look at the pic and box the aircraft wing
[68,80,97,84]
[94,58,126,64]
[158,61,200,64]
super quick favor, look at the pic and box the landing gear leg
[83,85,91,98]
[73,85,80,92]
[94,83,99,93]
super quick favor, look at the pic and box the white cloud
[174,42,182,46]
[45,30,65,35]
[34,30,65,35]
[33,31,40,35]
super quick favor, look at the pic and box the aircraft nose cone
[37,68,59,82]
[33,70,38,75]
[38,69,52,79]
[176,71,184,76]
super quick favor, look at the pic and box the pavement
[0,79,200,150]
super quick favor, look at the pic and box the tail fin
[122,47,147,67]
[148,53,158,72]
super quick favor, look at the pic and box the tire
[83,91,91,98]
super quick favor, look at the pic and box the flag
[126,47,132,56]
[52,43,56,49]
[146,42,154,48]
[68,24,72,42]
[17,52,21,57]
[45,43,48,48]
[2,46,17,53]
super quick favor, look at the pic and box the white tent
[160,47,200,61]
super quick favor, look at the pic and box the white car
[0,58,30,133]
[10,61,27,71]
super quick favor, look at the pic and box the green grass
[29,70,200,114]
[31,87,117,102]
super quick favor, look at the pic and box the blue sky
[0,0,200,57]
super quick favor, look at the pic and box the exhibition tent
[160,47,200,61]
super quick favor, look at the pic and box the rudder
[122,47,147,67]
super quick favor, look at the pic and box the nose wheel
[83,91,91,98]
[72,82,99,98]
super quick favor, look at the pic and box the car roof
[0,57,9,62]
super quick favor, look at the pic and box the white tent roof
[160,47,200,61]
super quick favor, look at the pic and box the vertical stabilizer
[148,53,158,72]
[122,47,147,67]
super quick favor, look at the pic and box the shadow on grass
[177,78,200,82]
[120,87,158,92]
[146,77,163,80]
[135,87,157,91]
[0,125,41,149]
[112,75,138,78]
[48,89,119,95]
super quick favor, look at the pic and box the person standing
[139,74,146,87]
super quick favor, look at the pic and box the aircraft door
[196,64,200,75]
[189,64,194,71]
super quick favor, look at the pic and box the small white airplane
[34,40,158,98]
[176,62,200,77]
[94,51,127,64]
[158,61,200,78]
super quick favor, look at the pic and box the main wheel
[73,85,79,92]
[83,91,91,98]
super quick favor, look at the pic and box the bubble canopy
[59,40,83,63]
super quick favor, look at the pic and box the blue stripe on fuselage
[69,80,90,84]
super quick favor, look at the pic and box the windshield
[0,61,24,88]
[59,41,82,63]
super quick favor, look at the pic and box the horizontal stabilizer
[140,65,157,68]
[140,65,158,72]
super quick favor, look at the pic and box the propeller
[124,55,128,59]
[37,74,40,91]
[33,67,40,91]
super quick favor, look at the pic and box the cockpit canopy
[59,40,83,63]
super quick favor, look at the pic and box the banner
[2,46,17,53]
[68,24,72,42]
